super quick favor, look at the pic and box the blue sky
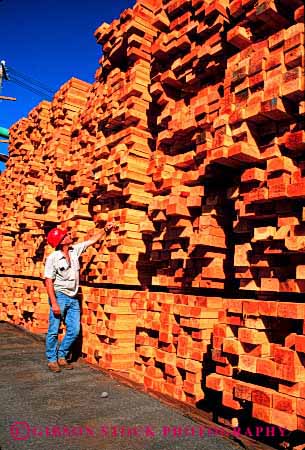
[0,0,135,171]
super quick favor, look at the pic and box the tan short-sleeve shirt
[44,241,91,297]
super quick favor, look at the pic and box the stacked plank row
[145,0,232,290]
[80,287,137,370]
[221,22,305,294]
[0,278,48,333]
[0,0,303,443]
[138,0,305,439]
[207,299,305,432]
[145,1,305,294]
[0,122,51,280]
[0,79,91,331]
[56,1,159,286]
[130,292,224,406]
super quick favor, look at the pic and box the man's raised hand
[104,222,119,233]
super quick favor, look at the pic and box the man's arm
[85,222,118,248]
[44,254,60,315]
[45,279,61,315]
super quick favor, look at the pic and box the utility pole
[0,60,9,93]
[0,60,11,163]
[0,60,16,101]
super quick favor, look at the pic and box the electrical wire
[4,64,55,100]
[9,76,52,98]
[9,76,53,101]
[6,66,55,94]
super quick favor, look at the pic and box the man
[44,223,116,373]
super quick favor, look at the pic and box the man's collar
[58,246,74,258]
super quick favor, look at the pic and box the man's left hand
[104,222,118,233]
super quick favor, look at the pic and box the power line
[10,77,53,100]
[1,63,55,100]
[9,76,53,100]
[6,65,55,94]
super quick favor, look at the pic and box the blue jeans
[46,292,80,363]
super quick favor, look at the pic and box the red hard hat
[47,228,68,248]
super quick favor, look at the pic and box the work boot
[48,361,61,373]
[58,358,73,370]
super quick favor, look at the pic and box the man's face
[60,232,73,246]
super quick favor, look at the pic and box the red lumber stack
[0,0,304,443]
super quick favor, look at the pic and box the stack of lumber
[53,1,159,286]
[0,79,90,332]
[0,0,304,442]
[81,287,137,370]
[130,292,223,406]
[220,22,305,294]
[207,299,305,432]
[0,277,48,334]
[146,0,231,289]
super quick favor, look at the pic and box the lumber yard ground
[0,321,279,450]
[0,1,305,449]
